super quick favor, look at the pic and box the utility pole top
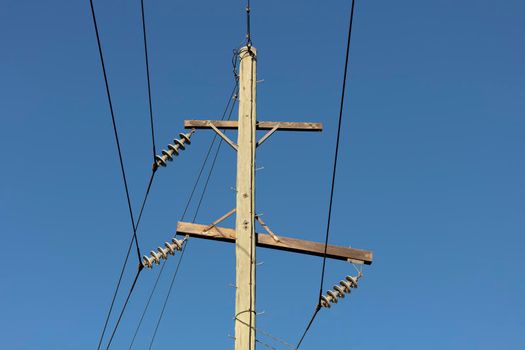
[169,44,373,349]
[144,31,372,350]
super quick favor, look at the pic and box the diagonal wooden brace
[256,124,279,147]
[255,215,280,242]
[203,208,236,232]
[209,123,238,151]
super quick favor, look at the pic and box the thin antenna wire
[245,0,252,46]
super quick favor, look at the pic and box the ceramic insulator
[142,237,185,268]
[320,274,361,308]
[154,129,195,169]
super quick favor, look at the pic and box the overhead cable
[89,0,141,261]
[97,171,156,350]
[147,86,239,348]
[129,81,239,349]
[296,0,358,347]
[90,0,162,346]
[140,0,157,161]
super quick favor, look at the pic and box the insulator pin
[154,129,195,169]
[320,273,361,308]
[141,237,185,269]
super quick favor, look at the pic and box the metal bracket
[256,123,279,147]
[209,123,238,151]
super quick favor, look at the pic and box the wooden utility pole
[171,45,373,349]
[234,45,257,350]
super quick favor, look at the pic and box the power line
[147,87,239,348]
[96,144,155,350]
[128,82,238,349]
[147,242,187,350]
[318,0,357,301]
[104,269,143,350]
[135,171,156,230]
[296,0,358,347]
[192,88,237,220]
[90,0,162,346]
[97,172,156,350]
[140,0,157,160]
[128,257,166,349]
[295,306,320,349]
[182,81,239,221]
[97,234,135,350]
[88,0,141,262]
[89,1,150,349]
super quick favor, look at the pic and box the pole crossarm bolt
[154,129,195,170]
[320,273,362,308]
[141,237,186,269]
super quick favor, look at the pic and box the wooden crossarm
[176,221,373,264]
[184,120,323,132]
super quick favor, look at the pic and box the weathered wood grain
[184,120,323,131]
[176,221,373,264]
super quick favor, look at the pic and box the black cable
[296,1,357,347]
[97,235,135,350]
[147,89,239,348]
[318,0,356,301]
[181,81,239,220]
[101,171,155,350]
[104,269,143,350]
[147,241,187,350]
[97,171,155,350]
[95,0,159,340]
[136,170,156,230]
[89,0,142,262]
[98,0,160,341]
[140,0,157,160]
[296,306,320,349]
[190,129,224,220]
[192,86,238,219]
[90,1,150,348]
[128,82,238,349]
[128,259,166,349]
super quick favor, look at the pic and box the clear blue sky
[1,0,524,349]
